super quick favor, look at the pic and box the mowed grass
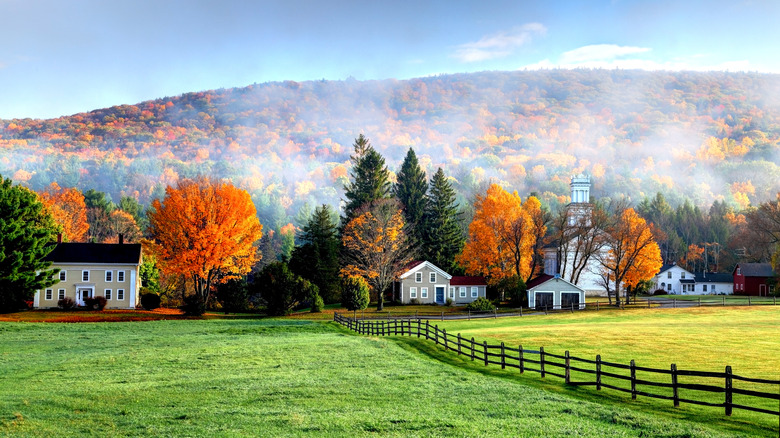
[431,306,780,431]
[0,319,763,437]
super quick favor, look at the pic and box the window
[415,272,422,283]
[45,289,53,300]
[680,272,685,279]
[429,272,436,283]
[117,289,124,300]
[105,289,112,300]
[421,287,428,298]
[703,285,707,292]
[410,287,417,299]
[105,271,113,282]
[59,270,66,281]
[471,287,478,298]
[449,287,454,298]
[459,287,466,298]
[82,270,90,282]
[58,289,65,300]
[667,271,671,279]
[737,267,741,275]
[667,284,671,291]
[711,285,716,293]
[117,271,125,282]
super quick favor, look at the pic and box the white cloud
[560,44,651,64]
[452,23,546,63]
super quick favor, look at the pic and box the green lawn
[0,318,770,437]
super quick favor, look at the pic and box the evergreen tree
[341,134,391,225]
[0,175,60,312]
[394,148,427,250]
[422,168,465,272]
[289,205,341,303]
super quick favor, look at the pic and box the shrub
[445,298,454,306]
[466,297,494,312]
[183,294,206,316]
[254,262,314,316]
[340,276,370,311]
[497,275,526,307]
[310,293,324,313]
[215,278,249,313]
[408,298,421,305]
[652,289,667,296]
[57,297,76,310]
[83,296,107,310]
[141,292,161,310]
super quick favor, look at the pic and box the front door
[76,288,92,306]
[435,286,445,304]
[535,292,553,310]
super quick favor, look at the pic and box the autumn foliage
[39,183,89,242]
[458,184,546,284]
[148,177,263,302]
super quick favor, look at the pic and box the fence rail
[334,313,780,422]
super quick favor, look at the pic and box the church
[543,174,609,297]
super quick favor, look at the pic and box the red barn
[732,263,774,296]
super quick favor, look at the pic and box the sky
[1,0,779,120]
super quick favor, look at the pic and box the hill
[2,70,780,225]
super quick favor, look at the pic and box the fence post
[570,303,574,313]
[501,342,506,369]
[417,320,421,338]
[671,363,679,408]
[426,321,431,340]
[725,365,733,416]
[597,301,600,311]
[441,311,444,321]
[630,359,637,400]
[673,299,676,308]
[564,351,570,384]
[443,329,448,350]
[596,354,602,390]
[468,309,471,320]
[698,297,701,307]
[519,306,523,316]
[457,333,462,355]
[483,341,488,366]
[748,296,751,306]
[518,344,524,373]
[723,296,725,306]
[333,312,337,321]
[471,337,475,361]
[648,299,650,308]
[494,307,497,318]
[540,346,546,378]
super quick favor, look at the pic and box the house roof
[398,260,452,280]
[526,274,584,292]
[680,278,695,284]
[694,272,733,283]
[451,276,486,286]
[45,243,142,265]
[734,263,774,277]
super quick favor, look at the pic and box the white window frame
[409,287,417,299]
[471,287,478,298]
[45,289,53,300]
[429,272,436,283]
[449,287,454,298]
[703,284,707,292]
[59,270,67,281]
[421,287,428,299]
[117,271,125,282]
[117,289,125,300]
[58,289,65,300]
[667,271,671,279]
[105,271,113,282]
[82,270,90,282]
[681,272,685,279]
[415,272,422,283]
[105,289,112,300]
[459,287,466,298]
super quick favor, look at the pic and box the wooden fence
[334,313,780,421]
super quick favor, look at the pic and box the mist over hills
[1,69,780,227]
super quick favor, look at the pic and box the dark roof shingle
[45,243,142,265]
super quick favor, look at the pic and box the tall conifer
[341,134,391,226]
[289,205,341,303]
[423,168,465,272]
[394,147,427,250]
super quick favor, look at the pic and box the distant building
[652,264,733,295]
[732,263,774,296]
[397,261,487,305]
[34,237,142,309]
[526,274,586,310]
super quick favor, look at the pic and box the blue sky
[1,0,778,119]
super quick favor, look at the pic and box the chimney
[57,233,62,244]
[118,234,124,245]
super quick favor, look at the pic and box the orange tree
[599,207,662,306]
[341,198,413,311]
[147,177,263,304]
[458,184,545,289]
[39,182,89,242]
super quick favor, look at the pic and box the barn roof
[44,243,142,265]
[525,274,554,289]
[450,276,486,286]
[735,263,774,278]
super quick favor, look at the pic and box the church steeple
[570,173,591,204]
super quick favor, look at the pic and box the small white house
[653,264,733,295]
[526,274,586,310]
[397,261,487,305]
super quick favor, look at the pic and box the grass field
[0,318,771,437]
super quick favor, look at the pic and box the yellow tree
[39,183,89,242]
[599,208,662,306]
[457,184,542,286]
[341,198,413,311]
[148,177,263,303]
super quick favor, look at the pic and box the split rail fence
[334,313,780,424]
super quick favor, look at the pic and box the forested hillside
[2,69,780,228]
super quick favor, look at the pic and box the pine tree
[289,205,341,303]
[341,134,391,226]
[0,175,60,312]
[422,168,465,272]
[394,147,427,251]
